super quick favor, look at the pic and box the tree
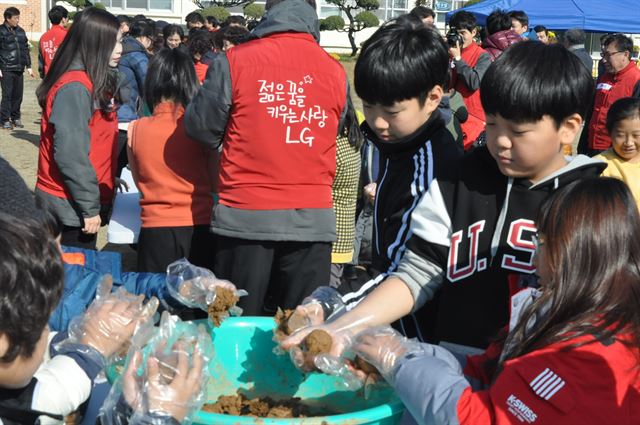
[199,6,230,22]
[463,0,485,6]
[244,2,265,21]
[66,0,87,11]
[192,0,251,9]
[320,0,380,56]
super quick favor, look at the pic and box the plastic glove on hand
[166,259,247,317]
[100,312,213,425]
[58,276,158,366]
[351,326,424,385]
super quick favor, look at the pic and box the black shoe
[11,119,23,128]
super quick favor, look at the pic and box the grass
[339,59,362,111]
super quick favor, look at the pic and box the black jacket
[0,22,30,72]
[339,110,462,308]
[403,147,606,348]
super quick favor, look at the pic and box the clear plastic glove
[166,258,247,313]
[100,311,214,425]
[273,286,345,351]
[351,326,424,385]
[297,286,346,327]
[55,276,158,366]
[282,314,375,382]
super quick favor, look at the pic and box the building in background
[1,0,47,38]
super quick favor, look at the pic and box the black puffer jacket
[0,23,30,71]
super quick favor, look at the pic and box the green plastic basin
[109,317,405,424]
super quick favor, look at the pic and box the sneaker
[2,121,11,130]
[11,119,23,128]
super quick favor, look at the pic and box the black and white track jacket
[394,147,606,348]
[340,110,461,315]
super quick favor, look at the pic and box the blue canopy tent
[445,0,640,33]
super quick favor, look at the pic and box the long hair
[498,177,640,371]
[36,7,120,111]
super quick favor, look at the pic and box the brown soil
[202,393,310,418]
[207,287,239,327]
[273,308,308,340]
[353,355,379,375]
[303,329,333,355]
[300,329,333,370]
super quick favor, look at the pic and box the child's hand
[282,322,358,373]
[291,286,346,330]
[122,346,205,423]
[364,183,377,203]
[146,344,204,422]
[80,277,158,357]
[179,276,238,310]
[351,326,424,385]
[166,259,246,311]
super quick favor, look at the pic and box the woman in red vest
[35,7,122,249]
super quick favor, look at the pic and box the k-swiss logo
[447,219,538,282]
[507,394,537,423]
[530,368,566,400]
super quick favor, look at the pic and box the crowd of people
[1,0,640,424]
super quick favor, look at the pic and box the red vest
[452,43,488,149]
[588,62,640,151]
[220,33,347,210]
[37,70,118,205]
[39,25,67,75]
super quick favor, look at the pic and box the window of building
[104,0,172,10]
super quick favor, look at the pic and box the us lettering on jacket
[258,77,328,147]
[448,218,537,282]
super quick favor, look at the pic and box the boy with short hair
[285,42,605,354]
[509,10,537,40]
[38,5,68,78]
[0,213,156,424]
[298,21,461,333]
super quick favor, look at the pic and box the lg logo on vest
[447,219,537,282]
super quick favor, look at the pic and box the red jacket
[482,29,521,60]
[461,333,640,424]
[451,43,490,148]
[37,71,118,205]
[588,62,640,151]
[219,32,347,210]
[194,60,208,84]
[39,25,67,76]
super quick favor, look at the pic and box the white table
[107,167,141,244]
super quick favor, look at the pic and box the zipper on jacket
[374,158,390,256]
[490,177,513,266]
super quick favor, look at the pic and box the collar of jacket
[122,35,148,55]
[252,0,320,42]
[609,60,638,79]
[362,109,446,157]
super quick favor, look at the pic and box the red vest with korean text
[221,32,347,210]
[39,25,67,75]
[588,62,640,151]
[452,42,488,149]
[37,70,118,204]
